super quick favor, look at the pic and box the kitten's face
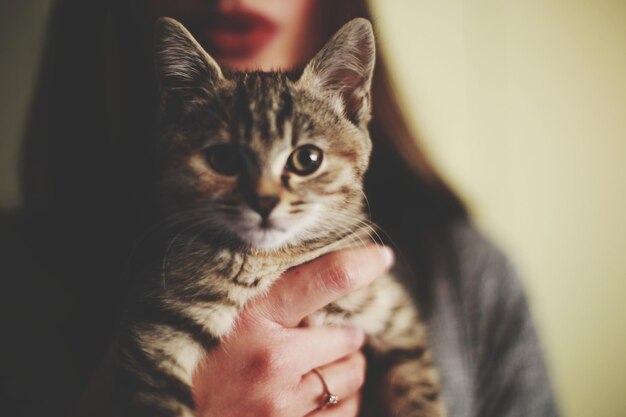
[155,18,375,250]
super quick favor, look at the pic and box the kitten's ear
[154,17,224,104]
[300,18,376,127]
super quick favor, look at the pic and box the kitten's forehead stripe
[259,112,271,142]
[233,80,253,143]
[291,117,301,148]
[228,73,297,147]
[276,90,293,140]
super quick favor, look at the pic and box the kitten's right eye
[205,145,244,176]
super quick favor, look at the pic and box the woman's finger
[286,326,365,373]
[306,393,361,417]
[297,352,366,415]
[253,246,394,327]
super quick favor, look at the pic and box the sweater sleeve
[452,225,560,417]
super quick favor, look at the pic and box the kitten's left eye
[205,145,244,176]
[287,145,323,176]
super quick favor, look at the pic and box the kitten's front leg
[374,346,445,417]
[113,323,207,417]
[316,272,446,417]
[368,287,445,417]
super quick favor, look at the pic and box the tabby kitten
[113,17,444,417]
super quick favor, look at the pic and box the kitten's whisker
[216,199,238,206]
[215,208,240,215]
[321,209,386,252]
[326,209,385,246]
[313,214,370,252]
[322,208,416,276]
[162,223,201,286]
[161,212,222,285]
[124,207,219,281]
[180,211,231,248]
[360,189,373,218]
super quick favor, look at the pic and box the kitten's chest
[168,244,313,306]
[159,237,359,338]
[221,251,290,305]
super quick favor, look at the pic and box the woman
[14,0,558,416]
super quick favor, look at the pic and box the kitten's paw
[380,360,446,417]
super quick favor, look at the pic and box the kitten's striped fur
[113,17,444,417]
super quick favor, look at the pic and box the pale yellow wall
[369,1,626,416]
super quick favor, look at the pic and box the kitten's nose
[248,195,280,220]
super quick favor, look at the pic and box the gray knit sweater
[429,224,559,416]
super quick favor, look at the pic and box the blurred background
[1,1,624,416]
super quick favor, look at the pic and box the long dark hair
[21,0,467,411]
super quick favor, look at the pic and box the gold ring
[312,368,340,408]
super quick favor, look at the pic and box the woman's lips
[203,10,278,59]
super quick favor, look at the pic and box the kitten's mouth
[259,218,285,231]
[218,207,315,250]
[244,224,290,250]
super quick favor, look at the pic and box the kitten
[112,17,445,417]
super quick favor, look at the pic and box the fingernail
[382,247,395,268]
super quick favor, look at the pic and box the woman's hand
[72,246,393,417]
[193,245,394,417]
